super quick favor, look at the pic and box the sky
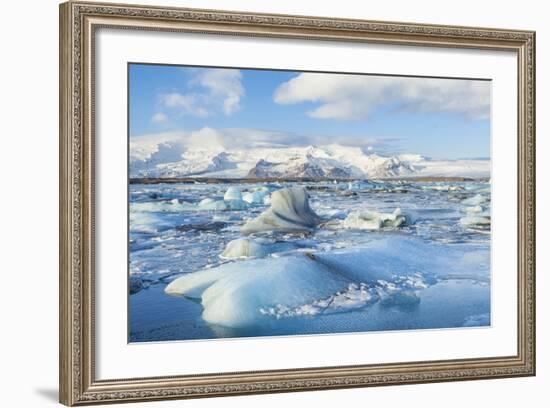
[129,63,491,159]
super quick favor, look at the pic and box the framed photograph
[59,1,536,405]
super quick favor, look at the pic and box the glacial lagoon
[128,180,491,342]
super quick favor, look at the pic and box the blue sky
[129,63,491,159]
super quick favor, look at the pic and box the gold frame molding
[59,1,536,405]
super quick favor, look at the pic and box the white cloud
[191,69,244,115]
[159,69,244,117]
[274,73,490,121]
[159,93,209,117]
[131,126,401,159]
[150,112,168,123]
[186,127,227,151]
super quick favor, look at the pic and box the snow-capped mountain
[245,147,417,179]
[130,139,489,179]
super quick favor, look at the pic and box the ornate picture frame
[59,1,535,405]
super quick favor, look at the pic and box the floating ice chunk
[224,186,242,201]
[218,187,251,210]
[165,236,489,328]
[242,187,271,205]
[198,198,228,211]
[130,196,249,213]
[220,238,297,260]
[346,180,383,191]
[464,183,491,194]
[462,194,489,206]
[130,200,195,213]
[241,187,321,235]
[340,208,408,230]
[260,283,378,318]
[165,254,350,327]
[422,184,463,192]
[461,205,484,213]
[225,199,248,211]
[197,197,248,211]
[129,212,175,233]
[460,214,491,227]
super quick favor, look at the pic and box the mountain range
[130,140,489,179]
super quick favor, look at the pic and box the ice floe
[220,238,298,260]
[198,198,228,211]
[224,186,242,201]
[165,237,489,328]
[421,184,464,192]
[130,199,195,213]
[460,205,484,213]
[332,208,409,230]
[165,254,349,326]
[460,214,491,228]
[260,283,379,318]
[462,194,490,206]
[240,187,321,235]
[242,186,272,205]
[129,212,176,233]
[196,197,248,211]
[346,180,384,191]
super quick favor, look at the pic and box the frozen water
[129,180,491,341]
[462,194,489,206]
[165,236,489,328]
[198,198,228,211]
[166,254,350,327]
[242,186,271,205]
[337,208,409,230]
[224,186,242,201]
[240,187,321,234]
[461,205,484,213]
[460,214,491,227]
[220,238,298,260]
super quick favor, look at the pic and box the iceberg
[131,196,249,213]
[165,237,489,328]
[223,186,242,201]
[462,194,489,206]
[346,180,381,191]
[129,212,175,233]
[240,187,321,235]
[461,205,484,213]
[224,199,248,211]
[198,198,228,211]
[130,199,195,213]
[219,187,250,210]
[220,238,297,260]
[197,197,249,211]
[165,254,350,327]
[421,184,463,192]
[340,208,408,230]
[242,187,271,205]
[460,214,491,227]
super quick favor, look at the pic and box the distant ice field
[128,180,491,342]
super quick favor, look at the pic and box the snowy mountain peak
[130,140,489,179]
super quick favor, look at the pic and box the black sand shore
[130,176,488,185]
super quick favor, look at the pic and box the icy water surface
[129,180,491,342]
